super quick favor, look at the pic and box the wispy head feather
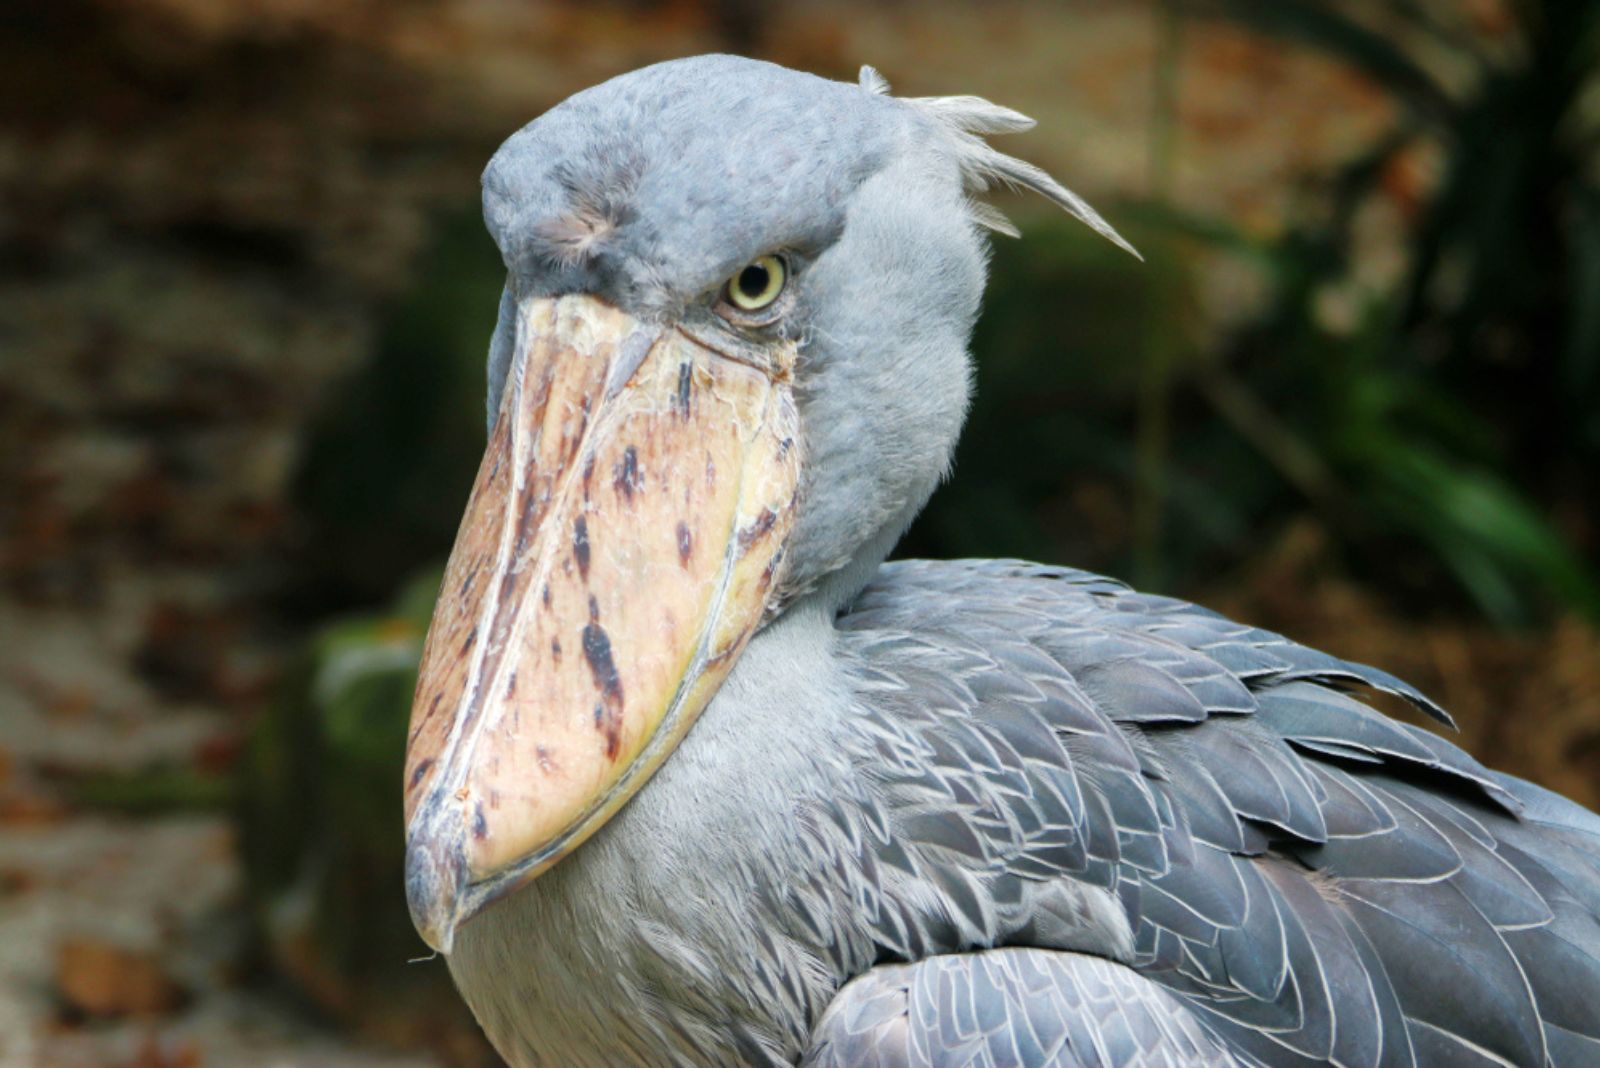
[533,202,619,267]
[859,65,1140,259]
[527,152,643,268]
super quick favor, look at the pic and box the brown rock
[113,1035,203,1068]
[55,938,187,1019]
[0,789,67,826]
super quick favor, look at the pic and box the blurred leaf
[1174,0,1600,624]
[291,211,503,614]
[64,769,234,814]
[1355,440,1600,625]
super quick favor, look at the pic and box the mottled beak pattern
[403,295,799,952]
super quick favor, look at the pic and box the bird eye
[723,255,787,313]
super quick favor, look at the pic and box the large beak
[402,294,799,953]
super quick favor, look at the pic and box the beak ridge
[401,294,799,951]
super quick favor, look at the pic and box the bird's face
[402,55,1129,952]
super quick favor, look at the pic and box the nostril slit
[604,324,662,399]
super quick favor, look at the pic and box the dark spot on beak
[581,620,626,758]
[582,456,595,501]
[592,702,621,760]
[573,516,591,579]
[737,508,778,552]
[504,670,517,699]
[408,757,435,790]
[542,583,552,608]
[551,637,562,663]
[759,550,781,592]
[613,446,641,501]
[535,745,557,773]
[410,693,443,744]
[581,621,625,711]
[674,362,692,418]
[676,521,692,566]
[510,481,540,559]
[472,803,488,840]
[588,594,600,622]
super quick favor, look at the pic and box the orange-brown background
[2,2,1595,1065]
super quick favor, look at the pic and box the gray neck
[447,601,879,1067]
[796,492,924,618]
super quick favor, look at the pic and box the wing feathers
[829,559,1600,1066]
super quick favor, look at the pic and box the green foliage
[292,211,504,613]
[1359,439,1600,624]
[237,569,474,1037]
[62,767,235,813]
[913,0,1600,626]
[1162,0,1600,624]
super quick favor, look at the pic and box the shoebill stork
[401,55,1600,1067]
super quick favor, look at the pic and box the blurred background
[1,0,1596,1064]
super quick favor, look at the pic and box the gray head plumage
[484,58,1133,286]
[479,54,1134,606]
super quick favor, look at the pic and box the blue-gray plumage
[404,55,1600,1067]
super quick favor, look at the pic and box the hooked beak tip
[405,828,463,955]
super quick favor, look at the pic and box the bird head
[402,55,1132,953]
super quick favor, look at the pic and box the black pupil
[737,264,770,299]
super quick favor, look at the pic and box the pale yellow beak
[402,294,799,953]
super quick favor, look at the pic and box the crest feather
[859,75,1139,257]
[967,199,1021,238]
[858,65,891,96]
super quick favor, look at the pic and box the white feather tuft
[909,95,1035,136]
[880,84,1141,257]
[967,199,1021,239]
[858,65,891,96]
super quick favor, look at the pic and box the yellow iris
[725,255,786,311]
